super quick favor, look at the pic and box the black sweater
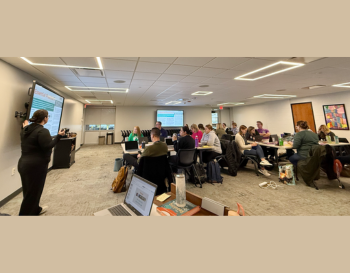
[173,135,195,152]
[20,123,62,163]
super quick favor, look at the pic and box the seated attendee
[190,124,203,142]
[155,121,168,138]
[231,122,238,135]
[200,124,222,163]
[222,123,229,134]
[246,126,259,140]
[318,125,336,141]
[256,121,270,141]
[128,126,144,141]
[216,123,226,139]
[235,125,272,176]
[288,120,319,167]
[198,123,205,134]
[168,126,195,166]
[123,127,168,171]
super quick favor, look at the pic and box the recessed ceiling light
[20,57,103,70]
[191,91,213,96]
[114,80,126,83]
[85,100,91,103]
[65,86,128,93]
[332,82,350,88]
[234,61,304,81]
[250,94,297,99]
[88,100,113,104]
[165,101,181,105]
[302,85,326,90]
[217,102,245,106]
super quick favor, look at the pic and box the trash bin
[99,136,105,145]
[107,132,114,145]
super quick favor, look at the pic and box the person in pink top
[190,124,203,142]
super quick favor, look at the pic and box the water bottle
[195,135,198,147]
[142,141,145,149]
[176,170,186,207]
[279,137,284,146]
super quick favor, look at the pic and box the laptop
[94,174,158,216]
[270,134,279,145]
[138,137,149,144]
[165,138,173,146]
[253,135,263,142]
[125,141,139,152]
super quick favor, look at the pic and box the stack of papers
[156,193,171,202]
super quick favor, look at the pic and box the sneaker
[260,160,272,166]
[39,206,48,215]
[262,169,271,176]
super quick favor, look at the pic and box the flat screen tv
[156,110,184,127]
[27,80,65,136]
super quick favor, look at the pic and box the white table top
[121,142,213,154]
[247,140,350,149]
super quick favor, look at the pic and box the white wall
[231,91,350,139]
[0,60,83,203]
[219,108,230,126]
[115,106,212,142]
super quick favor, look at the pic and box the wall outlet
[11,168,15,176]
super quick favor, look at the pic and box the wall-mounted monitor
[27,81,65,136]
[156,110,184,127]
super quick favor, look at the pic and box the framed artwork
[323,104,349,130]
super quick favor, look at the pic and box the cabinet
[53,137,76,169]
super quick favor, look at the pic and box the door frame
[290,102,316,133]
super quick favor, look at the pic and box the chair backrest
[221,134,233,141]
[339,138,349,143]
[177,149,196,167]
[136,155,172,195]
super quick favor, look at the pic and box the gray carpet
[1,144,350,216]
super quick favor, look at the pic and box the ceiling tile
[73,91,95,96]
[139,57,177,63]
[164,64,199,75]
[233,59,276,72]
[60,57,98,67]
[85,83,109,87]
[107,82,130,88]
[214,69,246,79]
[49,75,81,82]
[202,78,232,84]
[58,81,85,86]
[133,72,161,80]
[204,57,250,69]
[106,78,131,85]
[157,74,186,81]
[104,70,134,79]
[153,81,178,87]
[181,75,208,83]
[78,77,107,84]
[130,79,155,86]
[254,57,291,61]
[174,57,215,66]
[136,62,170,73]
[35,66,77,76]
[101,58,137,71]
[174,82,196,87]
[25,57,66,65]
[104,57,139,61]
[191,67,226,77]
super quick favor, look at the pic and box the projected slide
[156,110,184,127]
[29,84,64,136]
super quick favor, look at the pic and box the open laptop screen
[124,175,157,216]
[125,141,138,150]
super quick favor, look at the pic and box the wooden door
[291,102,316,133]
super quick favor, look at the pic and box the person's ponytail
[29,109,48,124]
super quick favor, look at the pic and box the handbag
[114,158,123,172]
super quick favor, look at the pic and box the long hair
[134,126,141,138]
[239,125,247,136]
[319,124,330,134]
[29,109,48,123]
[216,123,222,130]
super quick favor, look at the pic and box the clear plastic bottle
[176,170,186,207]
[195,135,198,148]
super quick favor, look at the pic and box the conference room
[1,57,350,216]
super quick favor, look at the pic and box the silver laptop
[94,175,158,216]
[125,141,140,153]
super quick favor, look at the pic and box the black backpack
[207,160,223,183]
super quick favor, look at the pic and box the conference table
[247,140,350,165]
[121,142,214,164]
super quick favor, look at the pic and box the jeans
[123,154,139,170]
[244,145,265,160]
[289,153,304,166]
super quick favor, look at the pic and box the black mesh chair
[169,149,202,188]
[221,134,233,141]
[240,154,260,176]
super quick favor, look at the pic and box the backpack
[207,160,223,183]
[111,165,128,193]
[194,162,206,184]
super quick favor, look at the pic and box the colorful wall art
[323,104,349,130]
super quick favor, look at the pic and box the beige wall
[230,91,350,139]
[115,106,212,142]
[0,60,83,203]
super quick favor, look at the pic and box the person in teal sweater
[128,126,144,141]
[288,120,319,166]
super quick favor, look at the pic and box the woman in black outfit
[18,109,65,216]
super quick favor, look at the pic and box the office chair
[239,154,260,176]
[169,149,202,188]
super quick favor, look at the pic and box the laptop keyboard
[108,204,132,216]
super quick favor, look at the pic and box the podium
[53,137,76,169]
